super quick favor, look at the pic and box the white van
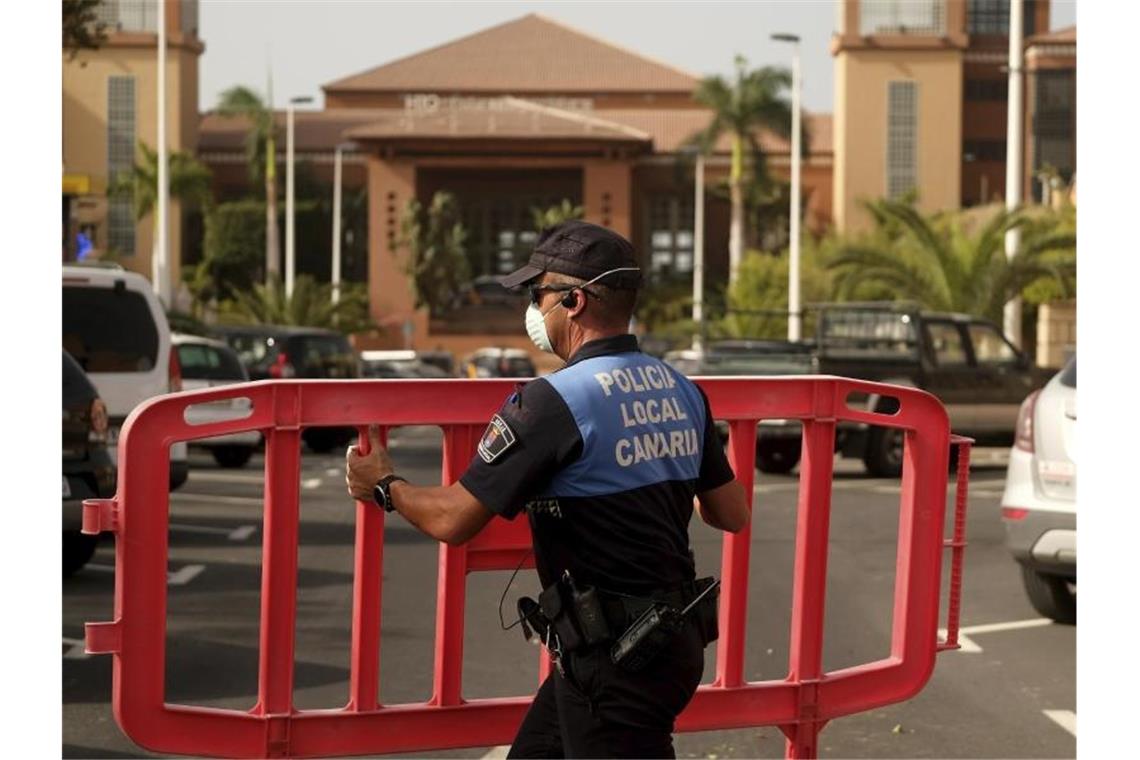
[62,264,189,489]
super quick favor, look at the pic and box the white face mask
[525,301,557,353]
[523,267,641,354]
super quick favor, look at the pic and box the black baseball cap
[499,220,642,290]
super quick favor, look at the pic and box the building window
[181,0,199,37]
[107,75,136,256]
[1032,69,1076,198]
[966,0,1039,35]
[964,78,1007,101]
[461,195,572,278]
[967,0,1008,34]
[645,195,694,277]
[96,1,160,33]
[963,139,1007,162]
[886,81,918,199]
[966,0,1037,36]
[860,0,945,36]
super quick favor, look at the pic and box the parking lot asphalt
[62,430,1075,759]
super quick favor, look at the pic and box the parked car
[667,303,1052,476]
[62,264,189,489]
[174,333,261,468]
[361,350,452,378]
[1001,357,1076,624]
[450,275,528,310]
[415,349,456,376]
[63,350,116,576]
[212,325,360,452]
[461,347,536,378]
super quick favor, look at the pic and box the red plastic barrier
[83,376,971,759]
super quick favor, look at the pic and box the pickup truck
[664,302,1053,477]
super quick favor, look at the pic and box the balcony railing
[860,0,946,36]
[95,0,158,33]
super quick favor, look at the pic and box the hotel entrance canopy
[345,96,653,157]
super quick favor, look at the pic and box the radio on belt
[610,579,720,672]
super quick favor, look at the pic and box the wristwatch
[372,474,408,513]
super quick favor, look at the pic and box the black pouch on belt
[566,575,612,646]
[539,581,583,652]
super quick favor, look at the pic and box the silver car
[1000,357,1076,623]
[174,333,261,468]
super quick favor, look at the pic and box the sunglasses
[528,284,576,305]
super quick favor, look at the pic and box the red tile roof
[323,13,701,95]
[602,110,833,155]
[198,106,833,157]
[1026,25,1076,46]
[197,110,386,152]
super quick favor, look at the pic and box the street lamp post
[772,32,802,341]
[1003,0,1025,349]
[692,151,705,351]
[286,95,314,300]
[331,142,355,305]
[153,0,169,306]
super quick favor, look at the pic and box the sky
[199,0,1077,116]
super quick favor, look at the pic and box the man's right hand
[345,425,395,502]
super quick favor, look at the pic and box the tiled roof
[344,97,652,143]
[198,105,833,157]
[601,110,833,155]
[1026,25,1076,46]
[323,13,700,94]
[197,110,385,152]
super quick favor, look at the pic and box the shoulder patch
[477,414,517,464]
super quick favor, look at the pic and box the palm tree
[108,141,213,221]
[62,0,107,60]
[827,198,1076,322]
[690,56,795,286]
[531,199,584,231]
[398,192,470,315]
[219,275,374,334]
[216,85,280,282]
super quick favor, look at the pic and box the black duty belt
[517,572,720,672]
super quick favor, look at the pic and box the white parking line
[173,493,264,506]
[753,479,902,495]
[169,523,258,541]
[168,565,206,585]
[87,563,206,586]
[480,746,510,760]
[937,630,983,653]
[228,525,258,541]
[302,478,323,490]
[188,471,265,484]
[1043,709,1076,736]
[754,483,800,494]
[960,618,1053,635]
[62,636,89,660]
[939,618,1053,653]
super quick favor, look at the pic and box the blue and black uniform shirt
[459,334,735,593]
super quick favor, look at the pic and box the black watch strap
[372,474,408,513]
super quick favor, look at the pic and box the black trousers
[507,621,705,759]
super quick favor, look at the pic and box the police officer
[347,221,749,758]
